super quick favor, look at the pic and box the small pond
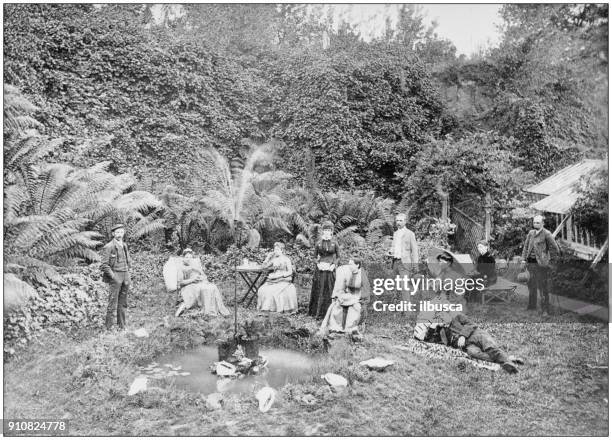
[139,345,315,395]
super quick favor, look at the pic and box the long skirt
[308,268,335,319]
[324,301,361,333]
[181,282,230,316]
[257,280,298,313]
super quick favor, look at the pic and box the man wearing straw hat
[100,223,132,331]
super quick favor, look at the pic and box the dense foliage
[4,265,107,352]
[435,4,608,178]
[571,165,609,244]
[269,47,445,193]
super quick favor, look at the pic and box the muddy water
[146,345,315,395]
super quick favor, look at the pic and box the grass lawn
[3,275,609,436]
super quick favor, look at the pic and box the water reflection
[146,345,314,395]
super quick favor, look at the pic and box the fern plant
[157,184,227,252]
[285,189,396,248]
[4,161,162,310]
[3,84,163,310]
[3,83,42,135]
[199,140,294,245]
[3,84,59,186]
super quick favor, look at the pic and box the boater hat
[111,223,125,232]
[427,247,467,278]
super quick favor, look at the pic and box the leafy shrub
[4,264,107,352]
[128,251,172,298]
[551,244,608,306]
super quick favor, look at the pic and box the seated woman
[257,242,298,317]
[318,256,370,339]
[176,248,230,318]
[470,240,497,287]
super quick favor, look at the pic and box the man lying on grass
[414,315,525,374]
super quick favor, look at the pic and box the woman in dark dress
[308,221,341,319]
[473,240,497,286]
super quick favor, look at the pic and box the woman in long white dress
[175,249,230,317]
[257,242,298,317]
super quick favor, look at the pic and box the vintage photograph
[3,3,609,436]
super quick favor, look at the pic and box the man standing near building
[521,215,560,314]
[388,213,419,302]
[101,223,132,331]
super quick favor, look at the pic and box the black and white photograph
[3,2,609,436]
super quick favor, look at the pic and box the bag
[517,269,530,283]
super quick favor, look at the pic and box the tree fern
[3,83,41,135]
[4,153,162,290]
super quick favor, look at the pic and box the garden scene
[3,4,609,436]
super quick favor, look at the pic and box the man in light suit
[100,223,132,331]
[388,213,419,301]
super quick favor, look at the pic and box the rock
[133,328,149,338]
[255,387,276,413]
[359,357,395,372]
[128,375,148,396]
[321,373,348,390]
[205,392,224,410]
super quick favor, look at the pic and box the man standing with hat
[520,215,560,314]
[387,213,419,301]
[101,224,132,331]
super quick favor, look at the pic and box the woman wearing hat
[308,221,341,319]
[471,240,497,287]
[175,248,230,317]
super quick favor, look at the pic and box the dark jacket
[476,252,497,285]
[447,313,478,341]
[100,240,132,282]
[521,228,560,267]
[314,239,340,265]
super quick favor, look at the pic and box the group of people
[254,221,371,340]
[100,213,559,372]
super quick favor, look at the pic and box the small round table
[236,265,271,308]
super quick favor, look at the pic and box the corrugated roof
[524,159,606,195]
[530,186,579,214]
